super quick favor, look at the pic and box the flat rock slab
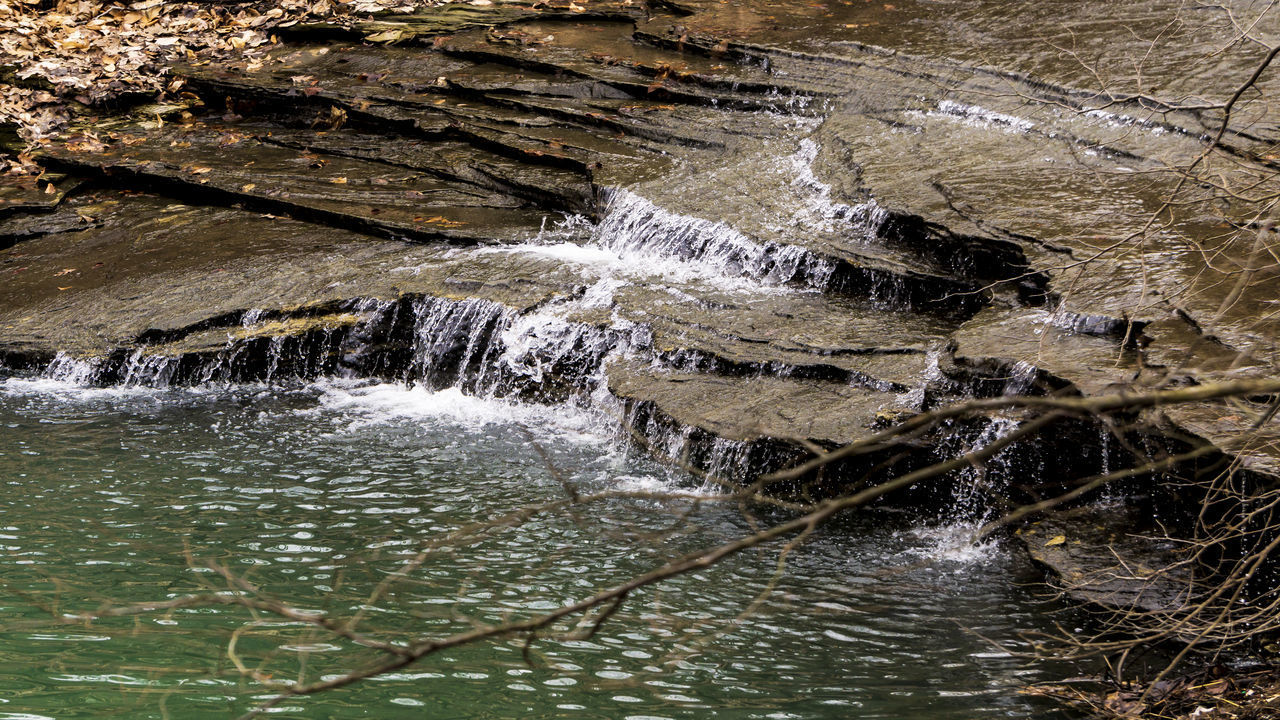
[607,358,903,445]
[4,0,1279,491]
[38,123,557,245]
[603,283,944,389]
[1159,404,1280,478]
[0,190,585,359]
[950,305,1141,397]
[1020,506,1194,614]
[0,173,81,223]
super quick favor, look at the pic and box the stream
[0,378,1072,719]
[4,0,1275,716]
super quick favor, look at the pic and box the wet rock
[37,124,556,245]
[0,190,583,361]
[0,173,80,221]
[1020,505,1194,614]
[949,305,1140,399]
[3,0,1279,504]
[605,356,922,492]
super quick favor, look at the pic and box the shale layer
[3,0,1278,520]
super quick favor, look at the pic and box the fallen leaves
[64,133,108,153]
[0,0,478,149]
[413,215,466,227]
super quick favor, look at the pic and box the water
[0,378,1074,719]
[486,186,836,296]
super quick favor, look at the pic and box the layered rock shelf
[3,0,1278,522]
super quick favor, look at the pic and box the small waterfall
[339,294,625,402]
[241,308,268,326]
[119,348,180,387]
[904,415,1021,563]
[1001,360,1037,396]
[923,100,1035,134]
[44,352,100,385]
[498,312,616,388]
[591,188,836,289]
[703,437,759,487]
[787,138,888,238]
[947,416,1020,521]
[403,296,510,391]
[21,293,627,402]
[899,349,942,410]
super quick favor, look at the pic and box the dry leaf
[365,29,410,43]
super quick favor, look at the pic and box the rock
[3,0,1279,499]
[1020,505,1194,614]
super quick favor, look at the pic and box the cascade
[16,176,970,490]
[787,138,888,238]
[44,352,100,385]
[591,188,836,289]
[946,416,1021,522]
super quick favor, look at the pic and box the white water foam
[304,380,717,497]
[0,374,253,404]
[2,352,157,400]
[485,178,842,296]
[898,348,942,410]
[610,472,723,499]
[591,187,835,289]
[918,100,1035,134]
[900,415,1021,566]
[901,523,1000,566]
[310,380,610,443]
[787,138,887,238]
[0,376,163,401]
[1081,107,1167,135]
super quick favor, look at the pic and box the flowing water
[0,378,1075,720]
[0,135,1080,720]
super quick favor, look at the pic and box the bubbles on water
[899,522,1000,567]
[310,380,608,442]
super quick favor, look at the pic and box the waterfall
[119,348,180,387]
[590,188,837,289]
[899,349,942,410]
[948,416,1020,521]
[402,296,510,391]
[7,165,942,488]
[1001,360,1037,396]
[787,138,888,238]
[44,352,100,385]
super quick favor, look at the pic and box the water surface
[0,379,1072,719]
